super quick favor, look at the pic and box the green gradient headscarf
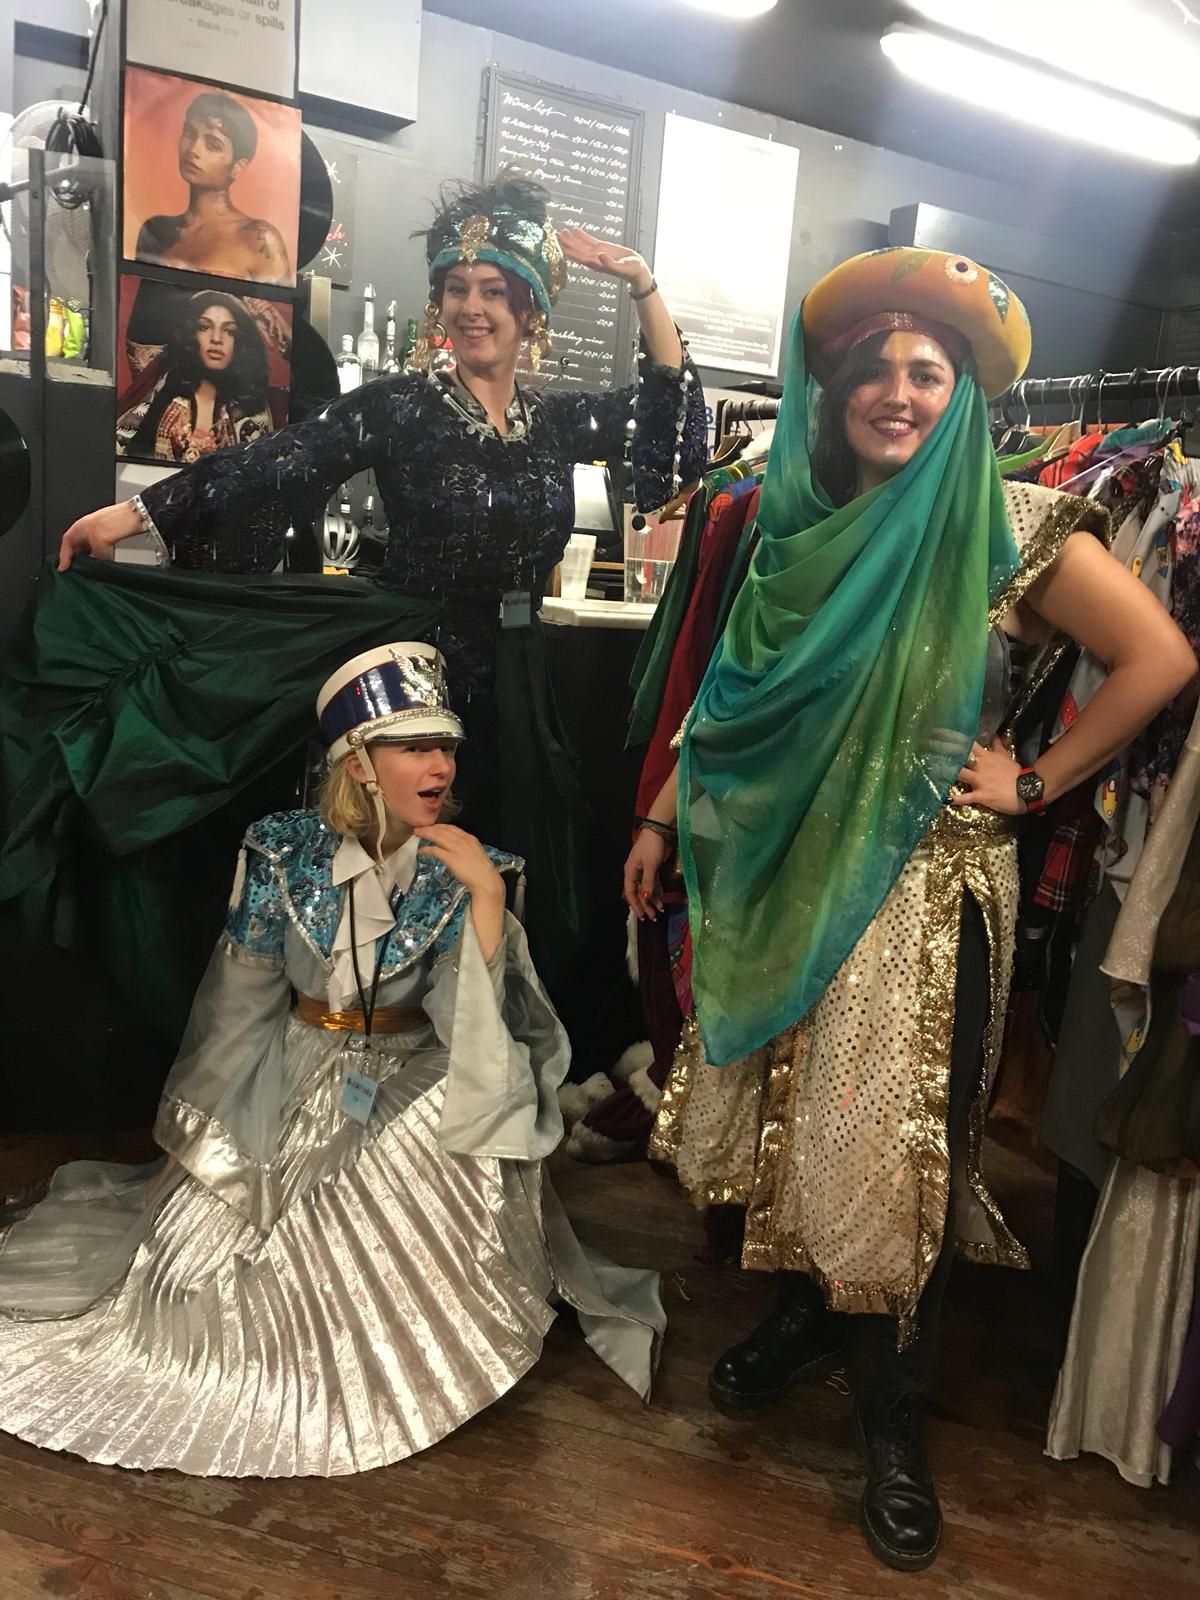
[679,305,1021,1067]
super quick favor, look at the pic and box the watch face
[1016,770,1045,805]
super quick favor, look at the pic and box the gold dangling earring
[412,298,446,372]
[527,312,552,374]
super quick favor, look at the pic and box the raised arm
[542,228,707,509]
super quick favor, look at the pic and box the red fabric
[635,486,760,815]
[1033,782,1103,913]
[584,488,758,1161]
[1039,433,1103,490]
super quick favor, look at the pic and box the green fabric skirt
[0,562,585,1038]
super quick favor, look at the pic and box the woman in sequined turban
[0,641,664,1478]
[3,171,705,1062]
[625,247,1194,1572]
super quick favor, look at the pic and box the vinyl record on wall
[288,310,340,422]
[0,407,30,539]
[297,131,335,273]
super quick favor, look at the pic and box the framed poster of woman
[115,275,293,466]
[123,68,301,287]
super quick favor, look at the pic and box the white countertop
[540,597,657,630]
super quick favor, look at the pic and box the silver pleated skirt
[0,1050,659,1477]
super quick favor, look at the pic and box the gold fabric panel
[992,480,1111,627]
[659,806,1027,1320]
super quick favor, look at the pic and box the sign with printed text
[485,70,644,393]
[654,115,798,377]
[126,0,299,102]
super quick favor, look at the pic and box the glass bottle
[357,282,379,378]
[381,301,399,374]
[335,333,361,393]
[401,316,419,371]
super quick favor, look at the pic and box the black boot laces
[869,1392,930,1481]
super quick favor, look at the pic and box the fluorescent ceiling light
[881,25,1200,166]
[905,0,1200,118]
[679,0,778,16]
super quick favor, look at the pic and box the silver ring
[966,751,978,769]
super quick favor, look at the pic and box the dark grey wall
[311,12,1171,392]
[3,5,1183,389]
[0,0,86,112]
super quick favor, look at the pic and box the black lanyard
[347,882,390,1042]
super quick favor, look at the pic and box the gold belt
[295,992,427,1034]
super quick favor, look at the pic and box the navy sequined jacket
[140,362,707,707]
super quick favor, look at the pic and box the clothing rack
[714,395,782,436]
[995,365,1200,424]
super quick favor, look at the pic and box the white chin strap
[353,741,392,863]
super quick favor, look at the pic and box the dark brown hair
[185,92,257,165]
[810,330,966,507]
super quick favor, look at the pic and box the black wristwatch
[1015,767,1047,815]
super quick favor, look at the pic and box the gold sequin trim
[457,213,490,262]
[905,814,959,1314]
[692,805,1028,1318]
[647,1014,701,1166]
[652,1016,764,1209]
[741,1022,808,1268]
[991,482,1111,627]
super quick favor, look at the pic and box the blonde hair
[319,753,377,838]
[318,748,461,841]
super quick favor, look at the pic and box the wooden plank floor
[0,1132,1197,1600]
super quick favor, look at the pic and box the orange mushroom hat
[803,246,1032,401]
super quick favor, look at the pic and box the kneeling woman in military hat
[0,643,664,1478]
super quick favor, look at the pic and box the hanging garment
[1158,1289,1200,1456]
[1036,453,1200,918]
[1046,699,1200,1485]
[575,480,762,1161]
[1046,1160,1200,1487]
[1040,458,1200,1180]
[1040,432,1105,490]
[627,456,760,750]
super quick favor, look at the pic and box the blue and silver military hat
[316,642,465,763]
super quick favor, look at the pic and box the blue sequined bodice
[226,809,521,976]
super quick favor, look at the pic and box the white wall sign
[126,0,298,102]
[654,114,798,377]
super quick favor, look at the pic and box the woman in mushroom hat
[625,246,1195,1569]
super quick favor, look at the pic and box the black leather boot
[855,1384,942,1571]
[709,1273,845,1412]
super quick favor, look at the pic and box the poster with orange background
[123,67,300,287]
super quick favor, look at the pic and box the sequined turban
[423,172,567,319]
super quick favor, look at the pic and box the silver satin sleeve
[429,911,571,1162]
[153,936,293,1228]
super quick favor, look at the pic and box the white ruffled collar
[327,834,419,1013]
